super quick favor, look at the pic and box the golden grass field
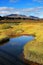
[0,19,43,64]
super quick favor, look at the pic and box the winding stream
[0,36,34,65]
[0,36,34,55]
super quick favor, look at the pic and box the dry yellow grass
[0,34,8,40]
[22,22,43,64]
[0,20,43,64]
[0,22,43,41]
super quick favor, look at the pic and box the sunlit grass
[0,34,8,40]
[0,20,43,64]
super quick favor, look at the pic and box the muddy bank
[8,34,35,38]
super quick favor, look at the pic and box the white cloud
[0,7,43,17]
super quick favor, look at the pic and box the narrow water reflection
[0,36,34,56]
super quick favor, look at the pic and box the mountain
[29,16,39,20]
[7,14,39,20]
[5,14,28,18]
[0,14,39,20]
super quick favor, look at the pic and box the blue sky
[0,0,43,18]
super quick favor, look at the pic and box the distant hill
[0,14,40,21]
[3,14,39,20]
[29,16,39,20]
[5,14,28,19]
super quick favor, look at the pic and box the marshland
[0,19,43,65]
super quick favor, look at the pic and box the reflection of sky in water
[0,36,34,56]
